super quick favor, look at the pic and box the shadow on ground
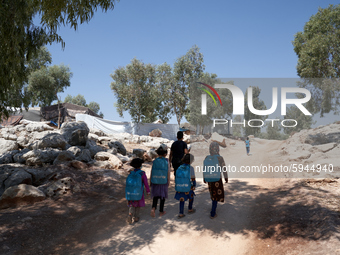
[1,177,339,254]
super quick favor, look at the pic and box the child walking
[174,154,196,219]
[126,158,150,224]
[204,142,228,219]
[150,145,170,217]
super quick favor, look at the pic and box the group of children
[125,138,228,224]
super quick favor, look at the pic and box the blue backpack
[175,164,191,192]
[125,170,144,201]
[203,155,221,182]
[151,157,168,184]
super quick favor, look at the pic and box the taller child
[169,131,188,178]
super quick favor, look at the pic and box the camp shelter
[40,103,102,124]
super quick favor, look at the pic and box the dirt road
[1,139,339,254]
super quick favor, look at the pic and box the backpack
[125,170,144,201]
[203,155,221,182]
[150,157,168,184]
[175,164,191,192]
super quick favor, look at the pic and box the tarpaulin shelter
[41,103,102,124]
[76,114,179,140]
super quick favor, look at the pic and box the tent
[40,103,102,124]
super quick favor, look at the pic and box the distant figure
[125,158,150,224]
[203,142,228,219]
[150,146,170,217]
[245,137,250,156]
[174,154,196,219]
[169,131,188,177]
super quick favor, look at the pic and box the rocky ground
[0,121,339,254]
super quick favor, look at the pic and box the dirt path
[1,139,339,254]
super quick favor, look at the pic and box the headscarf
[209,142,220,156]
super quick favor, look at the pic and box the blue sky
[45,0,340,124]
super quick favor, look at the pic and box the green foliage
[65,94,87,107]
[27,64,72,107]
[172,45,205,125]
[258,119,289,140]
[187,74,233,132]
[64,94,104,117]
[232,115,243,137]
[244,86,267,136]
[0,0,116,119]
[283,105,315,135]
[110,58,159,123]
[110,46,206,124]
[293,4,340,116]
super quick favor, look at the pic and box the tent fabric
[41,103,102,124]
[0,115,23,126]
[22,108,42,122]
[76,114,179,140]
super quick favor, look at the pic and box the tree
[171,45,205,125]
[64,94,104,117]
[27,64,72,107]
[155,63,173,123]
[244,86,267,136]
[293,4,340,116]
[283,105,315,135]
[232,115,243,137]
[110,58,159,123]
[0,0,116,119]
[64,94,87,107]
[187,73,233,134]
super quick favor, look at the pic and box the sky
[45,0,340,125]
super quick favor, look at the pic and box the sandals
[210,213,218,219]
[177,214,186,219]
[188,208,196,214]
[150,208,156,218]
[126,214,133,224]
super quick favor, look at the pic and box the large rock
[133,149,146,158]
[94,151,114,161]
[108,154,123,169]
[4,169,32,190]
[305,132,340,145]
[60,122,89,146]
[17,136,29,148]
[0,138,18,154]
[0,150,18,164]
[0,184,46,209]
[67,146,82,157]
[90,160,113,169]
[29,133,68,150]
[75,149,91,162]
[13,149,30,164]
[90,128,106,137]
[25,123,54,132]
[108,141,126,155]
[116,154,130,163]
[25,168,56,186]
[148,149,158,159]
[23,149,60,166]
[86,140,104,157]
[38,177,74,197]
[149,129,162,137]
[53,151,75,165]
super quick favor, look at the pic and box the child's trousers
[129,207,140,218]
